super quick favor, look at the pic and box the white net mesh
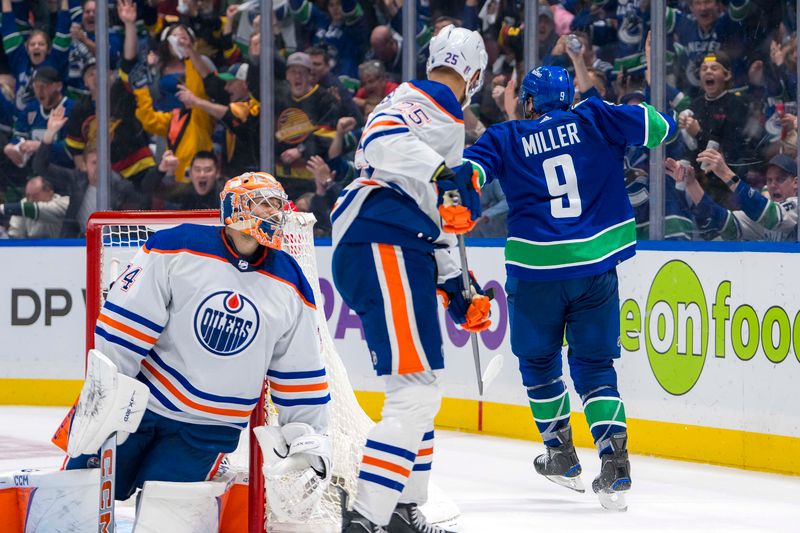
[267,213,374,532]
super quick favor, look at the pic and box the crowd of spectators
[0,0,796,241]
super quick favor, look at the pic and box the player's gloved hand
[437,272,492,333]
[433,163,482,234]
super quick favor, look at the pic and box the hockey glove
[437,272,492,333]
[127,61,153,90]
[433,163,482,234]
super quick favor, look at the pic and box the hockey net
[85,210,373,532]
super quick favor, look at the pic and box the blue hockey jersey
[464,96,676,281]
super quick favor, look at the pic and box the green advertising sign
[620,260,800,395]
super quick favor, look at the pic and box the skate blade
[597,490,627,512]
[544,473,586,493]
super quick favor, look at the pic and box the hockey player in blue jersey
[464,66,676,512]
[332,25,491,533]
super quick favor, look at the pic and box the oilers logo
[194,291,260,356]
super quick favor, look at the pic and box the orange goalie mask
[220,172,289,250]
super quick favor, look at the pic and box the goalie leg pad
[0,468,99,533]
[65,410,240,501]
[67,350,150,458]
[133,471,236,533]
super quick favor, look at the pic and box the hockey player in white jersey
[62,172,331,527]
[331,26,492,533]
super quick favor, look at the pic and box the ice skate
[592,432,631,512]
[533,426,585,493]
[342,508,388,533]
[388,503,455,533]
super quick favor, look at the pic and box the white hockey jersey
[729,196,798,241]
[330,79,466,282]
[94,224,330,433]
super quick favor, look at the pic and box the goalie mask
[427,24,488,108]
[220,172,289,250]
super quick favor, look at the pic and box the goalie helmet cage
[84,210,377,533]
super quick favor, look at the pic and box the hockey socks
[399,428,434,506]
[581,387,627,456]
[354,418,423,526]
[527,379,571,447]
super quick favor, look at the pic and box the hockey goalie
[37,173,332,531]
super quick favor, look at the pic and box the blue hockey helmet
[518,66,574,115]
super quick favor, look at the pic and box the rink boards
[0,239,799,475]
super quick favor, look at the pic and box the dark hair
[434,16,460,28]
[306,46,329,61]
[191,150,217,166]
[26,29,51,50]
[156,24,195,68]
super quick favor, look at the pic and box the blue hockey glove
[433,163,482,234]
[437,272,493,332]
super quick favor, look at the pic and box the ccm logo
[99,447,114,532]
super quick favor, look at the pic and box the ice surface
[2,406,798,532]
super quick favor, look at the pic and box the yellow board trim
[0,379,82,406]
[355,391,800,477]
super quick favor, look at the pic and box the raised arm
[118,0,138,61]
[176,83,228,120]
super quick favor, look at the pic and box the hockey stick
[456,235,483,395]
[481,351,505,391]
[456,235,506,395]
[99,432,116,533]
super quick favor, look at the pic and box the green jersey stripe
[21,200,37,220]
[344,3,363,25]
[465,158,487,188]
[52,33,71,51]
[721,212,740,240]
[640,102,670,148]
[506,219,635,269]
[3,32,23,53]
[583,398,626,427]
[528,392,570,421]
[759,202,780,228]
[291,1,312,24]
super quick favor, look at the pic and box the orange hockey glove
[433,163,481,234]
[437,272,492,332]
